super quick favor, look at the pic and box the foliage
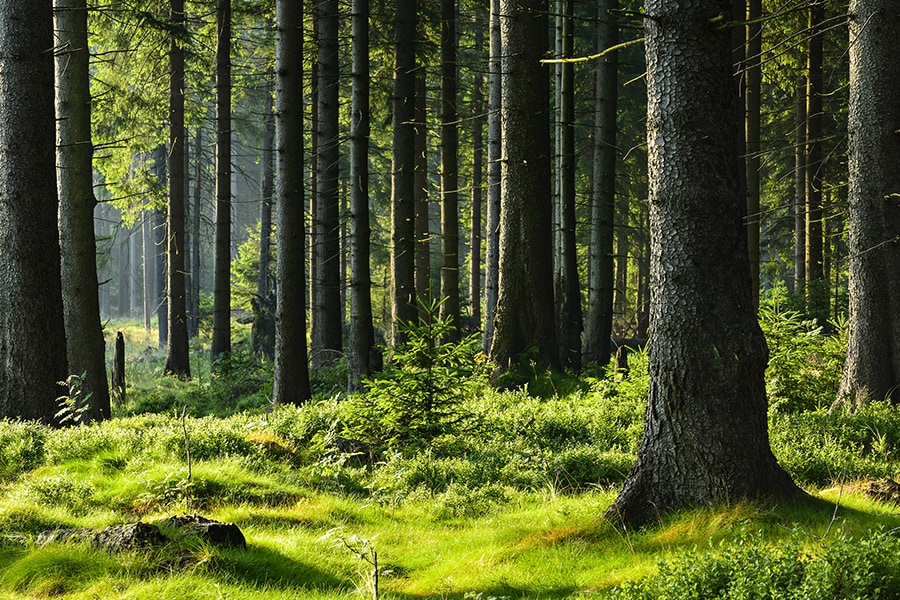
[55,373,92,426]
[343,300,486,448]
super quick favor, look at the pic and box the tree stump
[111,331,126,406]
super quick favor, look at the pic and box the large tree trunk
[490,0,559,370]
[391,0,418,345]
[164,0,191,378]
[347,0,378,391]
[832,0,900,409]
[272,0,311,405]
[482,0,502,353]
[312,0,343,367]
[582,0,618,366]
[212,0,232,358]
[605,0,800,526]
[439,0,460,341]
[0,0,68,423]
[54,0,112,420]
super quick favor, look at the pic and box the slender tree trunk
[212,0,232,358]
[0,0,68,423]
[153,205,167,349]
[391,0,418,345]
[414,73,430,313]
[164,0,191,378]
[605,0,799,526]
[746,0,762,308]
[272,0,311,405]
[190,126,202,338]
[312,0,342,367]
[469,15,485,329]
[142,212,152,330]
[832,0,900,409]
[347,0,378,391]
[118,230,129,316]
[439,0,460,341]
[54,0,112,420]
[583,0,618,366]
[490,0,559,369]
[794,78,807,296]
[258,85,274,303]
[805,1,826,322]
[482,0,502,353]
[554,0,581,368]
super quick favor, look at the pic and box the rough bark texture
[745,0,762,308]
[439,0,460,341]
[347,0,378,391]
[312,0,342,367]
[605,0,800,526]
[164,0,191,378]
[391,0,417,345]
[212,0,232,358]
[832,0,900,409]
[482,0,502,353]
[0,0,68,423]
[490,0,559,370]
[582,0,618,367]
[54,0,111,419]
[271,0,311,406]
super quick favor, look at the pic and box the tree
[604,0,800,526]
[0,0,68,423]
[490,0,559,370]
[312,0,343,367]
[212,0,232,358]
[347,0,378,391]
[271,0,311,405]
[482,0,502,353]
[54,0,112,420]
[804,0,826,323]
[164,0,191,378]
[582,0,618,366]
[439,0,460,341]
[832,0,900,409]
[391,0,418,346]
[469,14,485,329]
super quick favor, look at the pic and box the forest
[0,0,899,597]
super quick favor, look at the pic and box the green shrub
[0,420,46,479]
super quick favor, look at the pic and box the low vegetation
[1,299,899,598]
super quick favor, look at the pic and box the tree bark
[490,0,559,370]
[746,0,762,309]
[391,0,418,345]
[347,0,378,391]
[832,0,900,409]
[54,0,112,419]
[312,0,343,367]
[583,0,618,366]
[482,0,502,353]
[212,0,232,358]
[439,0,460,341]
[0,0,68,423]
[605,0,800,526]
[272,0,311,405]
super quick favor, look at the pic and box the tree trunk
[554,0,581,368]
[54,0,112,420]
[605,0,800,526]
[111,331,126,406]
[212,0,232,358]
[414,73,430,314]
[312,0,343,367]
[439,0,460,340]
[0,0,68,423]
[190,126,203,338]
[805,1,826,323]
[832,0,900,409]
[482,0,502,353]
[469,14,485,329]
[164,0,191,378]
[347,0,378,391]
[490,0,559,370]
[153,205,168,349]
[794,78,806,296]
[746,0,762,309]
[391,0,418,345]
[272,0,311,405]
[583,0,618,366]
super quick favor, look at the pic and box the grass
[2,314,898,598]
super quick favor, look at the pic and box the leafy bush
[612,530,900,599]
